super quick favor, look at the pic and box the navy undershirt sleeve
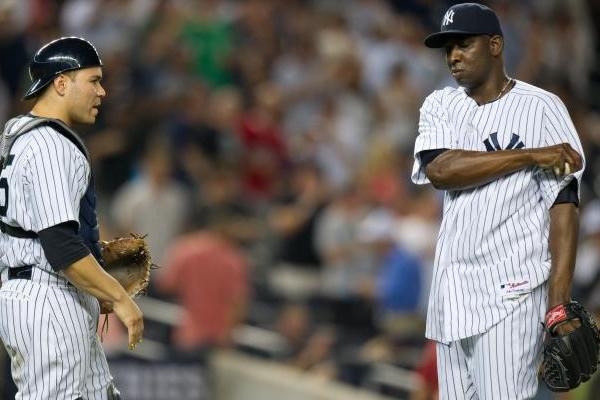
[38,221,91,272]
[552,179,579,207]
[419,148,449,170]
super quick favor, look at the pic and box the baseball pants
[436,283,547,400]
[0,278,115,399]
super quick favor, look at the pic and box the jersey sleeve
[23,129,89,232]
[535,94,586,209]
[412,90,456,185]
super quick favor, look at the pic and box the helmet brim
[23,78,52,100]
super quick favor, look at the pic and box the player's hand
[112,297,144,350]
[552,319,581,336]
[533,143,583,176]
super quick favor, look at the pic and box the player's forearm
[547,203,579,308]
[425,144,583,191]
[62,254,127,304]
[425,148,537,190]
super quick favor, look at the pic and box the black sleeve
[552,179,579,207]
[419,149,449,170]
[38,221,91,272]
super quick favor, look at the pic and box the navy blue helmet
[24,37,102,100]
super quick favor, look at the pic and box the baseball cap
[424,3,503,48]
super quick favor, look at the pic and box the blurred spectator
[232,0,279,91]
[173,85,244,185]
[357,208,425,366]
[0,0,29,105]
[238,81,288,203]
[60,0,152,54]
[313,54,372,192]
[393,186,441,314]
[156,220,250,352]
[205,86,244,166]
[409,340,438,400]
[315,182,371,301]
[356,15,404,95]
[343,0,395,38]
[371,63,421,152]
[291,325,339,380]
[579,111,600,199]
[179,0,235,88]
[314,182,377,333]
[274,303,313,359]
[361,209,423,340]
[271,5,329,140]
[516,1,595,100]
[267,162,329,301]
[111,131,190,265]
[573,200,600,313]
[189,166,262,247]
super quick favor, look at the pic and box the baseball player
[412,3,586,399]
[0,37,143,399]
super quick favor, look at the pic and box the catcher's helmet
[24,37,102,100]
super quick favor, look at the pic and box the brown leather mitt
[101,234,152,298]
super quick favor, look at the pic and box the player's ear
[489,35,503,56]
[52,74,69,97]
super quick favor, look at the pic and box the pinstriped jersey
[0,115,89,284]
[411,80,585,343]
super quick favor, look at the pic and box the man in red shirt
[156,227,250,350]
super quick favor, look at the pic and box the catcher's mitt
[540,301,600,392]
[101,234,152,298]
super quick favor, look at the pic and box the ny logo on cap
[442,9,455,26]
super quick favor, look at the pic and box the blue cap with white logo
[424,3,503,48]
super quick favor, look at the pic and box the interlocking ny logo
[442,10,455,26]
[483,132,525,151]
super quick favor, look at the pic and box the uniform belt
[8,265,33,280]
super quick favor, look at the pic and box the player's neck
[30,99,72,127]
[467,73,513,105]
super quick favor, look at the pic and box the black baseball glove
[540,301,600,392]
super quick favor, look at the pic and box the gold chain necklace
[495,77,513,101]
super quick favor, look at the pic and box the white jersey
[0,115,89,284]
[0,115,115,399]
[411,80,585,344]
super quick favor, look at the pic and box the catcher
[0,36,144,400]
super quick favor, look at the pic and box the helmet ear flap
[23,37,102,100]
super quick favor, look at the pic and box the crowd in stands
[1,0,600,399]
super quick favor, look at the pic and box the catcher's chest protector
[0,117,102,259]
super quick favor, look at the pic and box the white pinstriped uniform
[0,115,113,399]
[412,80,585,399]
